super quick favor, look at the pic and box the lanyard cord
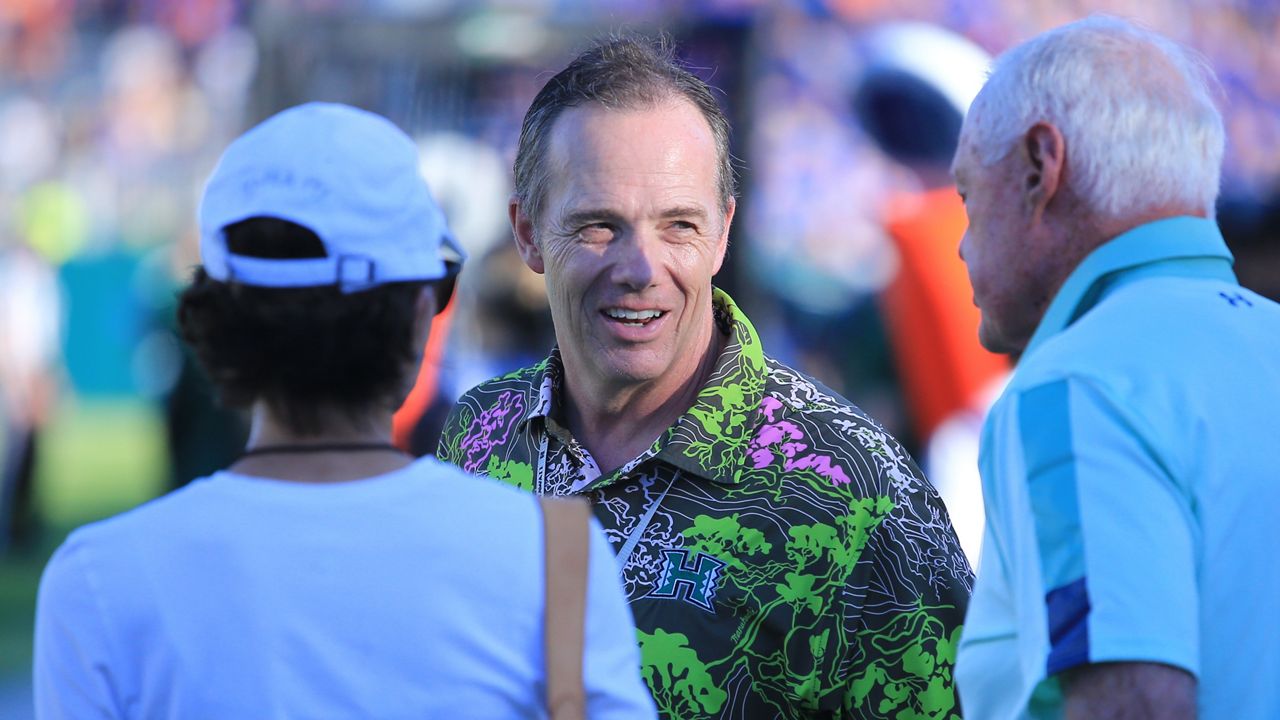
[613,472,677,572]
[537,431,678,574]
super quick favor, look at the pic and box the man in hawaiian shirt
[438,35,972,719]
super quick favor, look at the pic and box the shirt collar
[1023,215,1235,357]
[522,288,767,485]
[522,353,557,426]
[655,288,766,484]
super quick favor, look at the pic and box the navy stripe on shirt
[1045,576,1091,675]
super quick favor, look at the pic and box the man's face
[953,127,1055,356]
[518,98,733,394]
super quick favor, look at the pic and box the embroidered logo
[650,549,727,612]
[1219,291,1253,308]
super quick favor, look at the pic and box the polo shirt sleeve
[34,536,124,719]
[1017,377,1198,680]
[435,398,469,468]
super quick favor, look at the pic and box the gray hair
[513,34,737,227]
[964,15,1224,219]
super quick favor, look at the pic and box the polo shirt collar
[521,354,557,427]
[1024,215,1235,357]
[521,288,767,486]
[656,288,766,484]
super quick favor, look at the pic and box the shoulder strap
[539,496,590,720]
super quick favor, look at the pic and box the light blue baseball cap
[198,102,464,292]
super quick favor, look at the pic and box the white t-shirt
[34,457,656,719]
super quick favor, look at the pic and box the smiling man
[951,16,1280,720]
[437,36,972,719]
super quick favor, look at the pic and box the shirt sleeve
[581,517,659,719]
[840,464,971,719]
[435,399,469,467]
[34,537,123,719]
[1017,377,1198,681]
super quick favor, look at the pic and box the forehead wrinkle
[542,99,722,228]
[557,165,712,213]
[553,100,714,171]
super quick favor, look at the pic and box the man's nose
[610,230,658,290]
[958,230,970,263]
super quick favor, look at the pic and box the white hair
[964,15,1225,219]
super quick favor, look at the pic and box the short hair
[513,34,736,227]
[964,15,1224,219]
[177,218,427,435]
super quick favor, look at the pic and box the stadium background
[1,0,1276,713]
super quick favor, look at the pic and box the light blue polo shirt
[956,216,1280,719]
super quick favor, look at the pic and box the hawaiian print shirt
[438,289,973,719]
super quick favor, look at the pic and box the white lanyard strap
[613,472,677,572]
[536,431,678,576]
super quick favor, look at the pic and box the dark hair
[513,33,737,226]
[851,68,964,167]
[177,217,427,435]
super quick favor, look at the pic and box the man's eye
[579,223,615,242]
[666,220,700,238]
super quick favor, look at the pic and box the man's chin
[977,321,1024,358]
[599,363,666,387]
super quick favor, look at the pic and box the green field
[0,399,167,675]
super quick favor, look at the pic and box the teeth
[606,308,663,321]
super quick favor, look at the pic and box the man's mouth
[603,308,666,327]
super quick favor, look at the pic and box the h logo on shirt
[650,549,726,612]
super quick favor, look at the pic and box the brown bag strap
[539,496,590,720]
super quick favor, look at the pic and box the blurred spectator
[0,93,66,554]
[849,21,1007,564]
[0,237,63,553]
[741,3,1278,568]
[1219,193,1280,302]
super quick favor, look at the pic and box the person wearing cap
[850,22,1008,568]
[437,37,972,719]
[951,17,1280,719]
[33,102,656,718]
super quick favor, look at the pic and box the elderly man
[438,36,972,719]
[952,16,1280,720]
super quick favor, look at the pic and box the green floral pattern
[438,289,972,719]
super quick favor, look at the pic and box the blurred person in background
[952,16,1280,719]
[395,241,557,457]
[0,95,65,556]
[34,102,655,718]
[850,21,1009,565]
[0,233,62,554]
[439,35,972,719]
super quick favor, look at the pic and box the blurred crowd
[0,0,1277,554]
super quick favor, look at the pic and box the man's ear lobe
[1023,122,1065,215]
[509,197,545,274]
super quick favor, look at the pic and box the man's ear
[711,196,736,276]
[1022,122,1065,222]
[509,195,545,275]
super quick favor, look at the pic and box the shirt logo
[650,549,726,612]
[1219,291,1253,307]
